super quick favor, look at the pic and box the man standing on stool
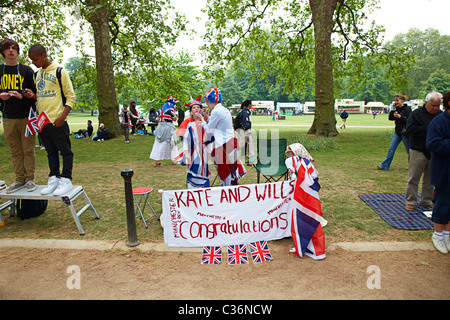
[0,39,37,193]
[24,44,76,196]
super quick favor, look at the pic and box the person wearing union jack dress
[179,97,211,188]
[149,96,178,166]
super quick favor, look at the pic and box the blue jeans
[380,132,410,170]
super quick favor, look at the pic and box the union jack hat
[166,95,177,107]
[161,95,177,113]
[189,95,203,111]
[204,88,222,104]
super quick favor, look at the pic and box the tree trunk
[308,0,339,137]
[86,0,121,137]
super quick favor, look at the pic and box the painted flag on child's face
[201,246,222,265]
[249,241,273,263]
[288,157,326,260]
[227,244,248,265]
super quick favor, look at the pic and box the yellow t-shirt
[35,62,76,122]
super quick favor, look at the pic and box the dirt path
[0,239,448,301]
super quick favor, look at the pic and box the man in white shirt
[195,88,245,185]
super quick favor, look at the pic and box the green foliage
[201,0,391,91]
[420,69,450,98]
[389,28,450,99]
[113,51,207,111]
[199,0,419,117]
[65,57,98,110]
[0,0,70,62]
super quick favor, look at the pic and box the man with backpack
[235,99,255,163]
[24,44,76,196]
[339,110,349,129]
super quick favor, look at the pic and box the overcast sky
[62,0,450,63]
[171,0,450,41]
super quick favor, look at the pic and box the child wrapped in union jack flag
[176,96,211,188]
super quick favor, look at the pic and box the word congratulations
[177,212,289,240]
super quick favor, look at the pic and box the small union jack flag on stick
[201,246,222,265]
[248,241,273,263]
[227,244,248,265]
[25,107,39,137]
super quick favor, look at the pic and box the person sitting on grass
[92,123,110,141]
[72,120,93,139]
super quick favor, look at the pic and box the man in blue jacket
[426,91,450,254]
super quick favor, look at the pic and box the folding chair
[252,138,288,183]
[210,164,223,187]
[132,187,159,228]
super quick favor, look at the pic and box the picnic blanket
[358,193,433,230]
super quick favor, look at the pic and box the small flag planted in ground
[248,241,273,263]
[201,246,222,265]
[227,244,248,265]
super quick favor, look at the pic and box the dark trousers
[40,122,74,180]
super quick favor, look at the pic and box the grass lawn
[0,112,430,243]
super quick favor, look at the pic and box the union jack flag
[227,244,248,265]
[248,241,273,263]
[288,157,326,260]
[184,122,210,178]
[201,246,222,265]
[25,107,39,137]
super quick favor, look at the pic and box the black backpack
[16,199,48,220]
[233,111,242,130]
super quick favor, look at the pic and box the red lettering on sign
[175,191,186,207]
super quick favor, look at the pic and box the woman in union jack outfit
[177,97,211,188]
[149,96,178,166]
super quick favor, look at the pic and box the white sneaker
[41,176,60,195]
[444,237,450,252]
[53,177,73,196]
[432,235,448,254]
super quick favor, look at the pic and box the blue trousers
[380,132,410,170]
